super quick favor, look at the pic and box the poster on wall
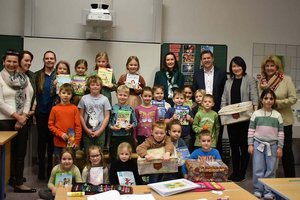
[161,43,227,85]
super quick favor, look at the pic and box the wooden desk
[55,182,257,200]
[0,131,18,200]
[259,178,300,200]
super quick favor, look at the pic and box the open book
[87,190,155,200]
[147,178,200,197]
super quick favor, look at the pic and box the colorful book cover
[125,74,139,89]
[151,100,166,120]
[116,110,131,128]
[72,75,86,95]
[117,171,136,186]
[175,106,189,125]
[67,128,75,148]
[55,172,72,187]
[98,68,113,86]
[56,74,71,94]
[147,178,200,197]
[183,100,193,109]
[89,167,104,185]
[177,146,190,166]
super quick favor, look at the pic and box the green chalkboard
[0,35,24,71]
[161,43,227,85]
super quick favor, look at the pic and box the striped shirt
[248,109,284,148]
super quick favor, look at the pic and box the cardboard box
[218,101,253,125]
[137,147,178,175]
[185,158,228,182]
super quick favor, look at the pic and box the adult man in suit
[192,50,227,156]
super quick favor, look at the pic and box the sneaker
[264,192,275,200]
[253,191,262,199]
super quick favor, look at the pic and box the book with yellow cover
[98,68,113,86]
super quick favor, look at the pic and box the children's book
[125,74,139,89]
[183,100,193,109]
[98,68,113,86]
[89,167,104,185]
[176,146,190,166]
[116,110,131,128]
[56,74,71,94]
[67,128,75,148]
[55,172,72,187]
[175,106,190,125]
[147,178,200,197]
[117,171,136,186]
[151,100,167,120]
[72,75,87,95]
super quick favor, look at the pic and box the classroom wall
[162,0,300,74]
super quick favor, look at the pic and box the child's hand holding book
[163,152,171,161]
[62,133,69,141]
[145,154,153,161]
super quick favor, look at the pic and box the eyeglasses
[90,154,101,158]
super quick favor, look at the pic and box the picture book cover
[116,110,131,128]
[125,74,139,89]
[117,171,136,186]
[147,178,200,197]
[98,68,113,86]
[67,128,75,148]
[56,74,71,94]
[55,172,72,187]
[175,106,190,125]
[89,167,104,185]
[183,100,193,109]
[151,100,166,120]
[176,146,190,166]
[72,75,86,95]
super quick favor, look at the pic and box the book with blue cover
[177,146,190,166]
[151,100,167,120]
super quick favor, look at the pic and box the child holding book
[109,142,143,185]
[136,121,175,183]
[109,85,137,161]
[182,130,221,178]
[183,85,197,109]
[165,89,194,148]
[38,147,82,200]
[117,56,146,108]
[72,59,88,105]
[134,86,159,145]
[82,145,109,184]
[52,60,71,105]
[152,85,171,120]
[94,51,117,104]
[78,75,111,151]
[165,120,189,180]
[48,83,82,164]
[192,94,220,149]
[248,89,284,199]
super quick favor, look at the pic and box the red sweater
[48,104,82,147]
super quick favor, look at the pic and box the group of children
[45,51,284,200]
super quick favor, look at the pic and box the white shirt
[204,66,214,95]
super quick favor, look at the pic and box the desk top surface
[0,131,17,145]
[55,182,257,200]
[259,178,300,200]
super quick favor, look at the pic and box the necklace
[264,110,272,117]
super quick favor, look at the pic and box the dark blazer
[192,66,227,112]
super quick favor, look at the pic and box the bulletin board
[161,43,227,85]
[0,35,24,71]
